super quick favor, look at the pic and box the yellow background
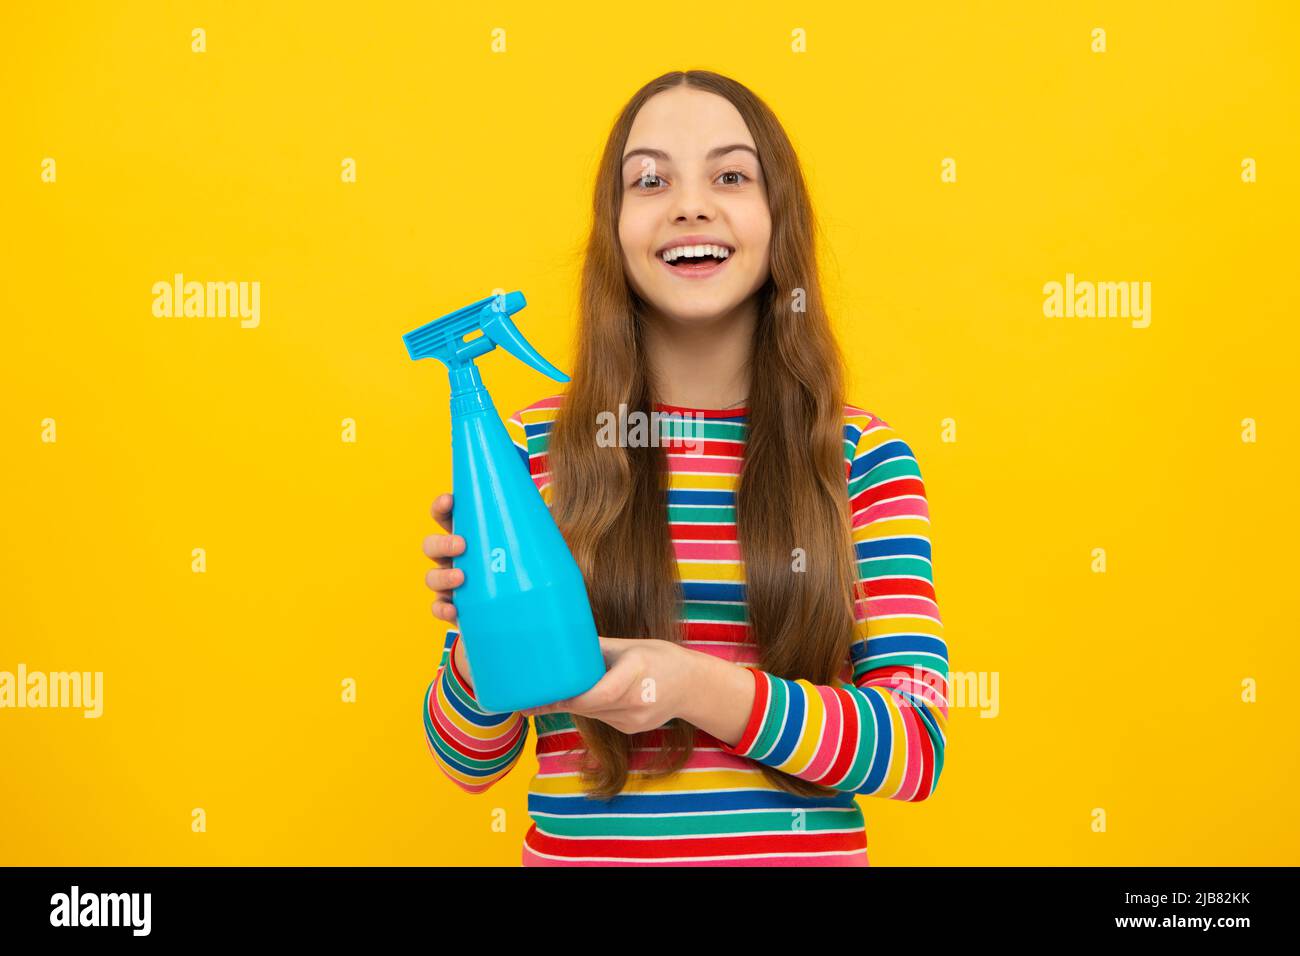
[1,1,1296,865]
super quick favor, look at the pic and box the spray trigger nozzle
[401,291,570,386]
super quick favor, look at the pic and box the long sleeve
[422,632,530,792]
[420,409,536,793]
[717,415,949,801]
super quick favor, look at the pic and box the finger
[430,493,455,533]
[425,566,465,592]
[431,494,453,534]
[595,635,638,664]
[559,657,638,714]
[431,599,459,623]
[422,532,466,566]
[524,699,570,717]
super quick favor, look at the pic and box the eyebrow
[621,143,759,166]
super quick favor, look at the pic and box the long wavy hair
[549,69,863,800]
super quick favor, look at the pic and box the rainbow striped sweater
[422,394,949,866]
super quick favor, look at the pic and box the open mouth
[658,244,733,277]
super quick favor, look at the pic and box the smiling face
[618,86,772,325]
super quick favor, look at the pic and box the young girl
[421,69,949,866]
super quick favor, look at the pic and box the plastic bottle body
[449,389,606,713]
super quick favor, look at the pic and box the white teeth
[660,243,732,263]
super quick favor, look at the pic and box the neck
[641,297,756,409]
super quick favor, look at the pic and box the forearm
[423,632,528,793]
[675,647,756,748]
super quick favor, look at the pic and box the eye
[628,169,753,191]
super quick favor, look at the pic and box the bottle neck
[448,364,484,395]
[448,364,499,417]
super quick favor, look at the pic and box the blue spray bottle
[403,291,606,713]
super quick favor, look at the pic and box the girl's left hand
[521,637,697,734]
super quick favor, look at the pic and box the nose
[669,177,717,223]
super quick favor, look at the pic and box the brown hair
[548,69,862,800]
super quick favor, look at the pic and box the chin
[660,300,739,324]
[652,287,745,319]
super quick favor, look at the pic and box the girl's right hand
[425,493,466,625]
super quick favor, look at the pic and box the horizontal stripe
[423,394,949,866]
